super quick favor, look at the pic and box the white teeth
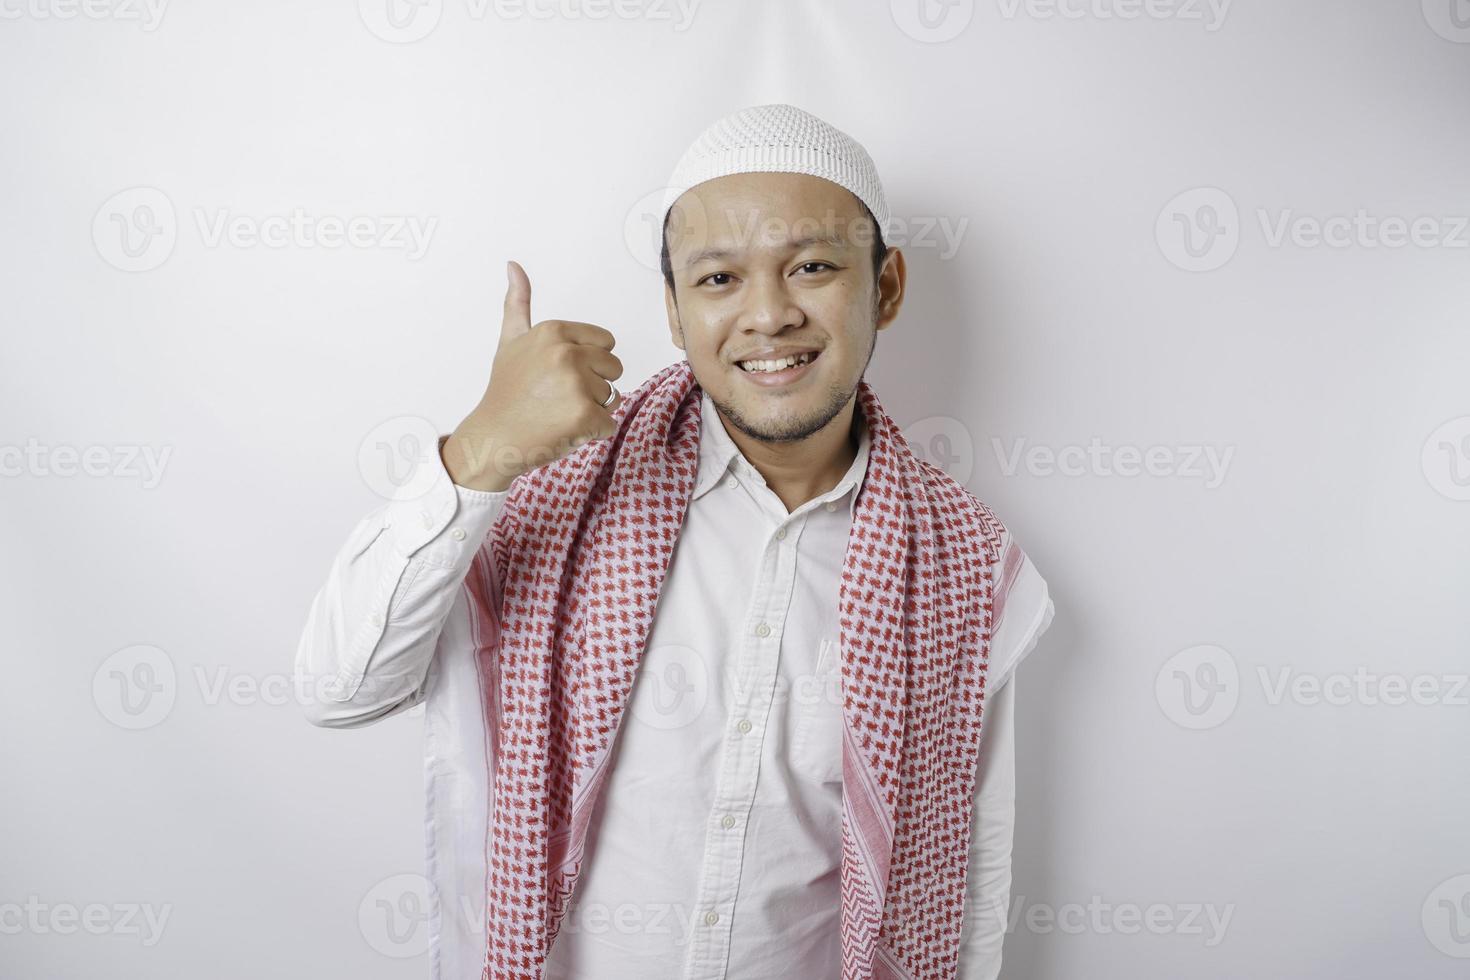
[739,352,815,373]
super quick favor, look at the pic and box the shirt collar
[690,388,871,520]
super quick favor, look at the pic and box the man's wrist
[440,431,518,493]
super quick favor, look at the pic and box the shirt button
[824,501,836,512]
[704,910,719,926]
[450,527,467,541]
[725,476,738,489]
[755,623,771,637]
[720,815,736,829]
[736,719,752,733]
[369,612,385,628]
[775,526,787,540]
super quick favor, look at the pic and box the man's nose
[740,273,803,333]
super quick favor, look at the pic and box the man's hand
[442,260,624,492]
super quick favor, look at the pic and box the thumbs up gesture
[442,260,624,492]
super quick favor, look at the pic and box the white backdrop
[3,1,1468,977]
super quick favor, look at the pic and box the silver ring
[599,381,618,408]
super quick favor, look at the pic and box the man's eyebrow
[684,234,854,267]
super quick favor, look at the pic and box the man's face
[663,172,900,445]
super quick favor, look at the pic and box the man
[296,103,1054,980]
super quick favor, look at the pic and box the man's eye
[697,272,733,286]
[797,262,836,274]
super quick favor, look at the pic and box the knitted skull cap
[658,103,890,244]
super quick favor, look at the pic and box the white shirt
[296,389,1054,979]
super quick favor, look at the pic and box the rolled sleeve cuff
[381,434,511,572]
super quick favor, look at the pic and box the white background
[2,1,1468,977]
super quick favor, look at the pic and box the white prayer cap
[657,103,890,242]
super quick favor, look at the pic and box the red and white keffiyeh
[464,357,1009,979]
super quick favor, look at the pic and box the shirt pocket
[790,636,843,784]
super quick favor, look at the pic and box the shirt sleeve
[985,537,1056,695]
[294,434,511,728]
[955,675,1017,979]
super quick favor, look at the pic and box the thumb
[501,259,533,344]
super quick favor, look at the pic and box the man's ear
[664,282,685,350]
[875,246,906,331]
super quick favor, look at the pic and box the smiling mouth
[736,351,819,374]
[733,349,821,388]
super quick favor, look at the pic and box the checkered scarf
[465,357,1006,978]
